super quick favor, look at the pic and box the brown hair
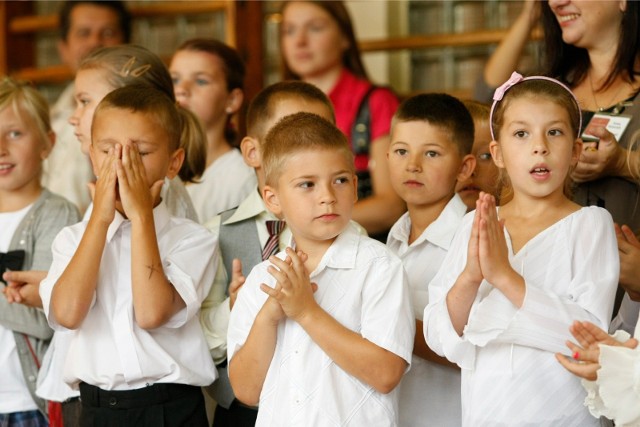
[262,112,353,186]
[246,81,335,141]
[79,45,206,183]
[280,1,368,81]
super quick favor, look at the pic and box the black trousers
[78,382,208,427]
[212,400,258,427]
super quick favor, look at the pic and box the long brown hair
[280,1,369,81]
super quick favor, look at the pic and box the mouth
[530,165,551,178]
[0,163,14,173]
[557,13,579,24]
[317,213,339,221]
[403,180,424,187]
[459,185,480,192]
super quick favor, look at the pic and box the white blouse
[424,206,619,427]
[583,313,640,426]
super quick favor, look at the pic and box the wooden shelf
[9,1,231,34]
[359,27,542,53]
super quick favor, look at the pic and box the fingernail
[572,351,580,360]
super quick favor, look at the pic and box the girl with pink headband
[424,72,618,426]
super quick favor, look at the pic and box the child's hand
[116,143,163,221]
[615,224,640,300]
[555,320,639,381]
[1,270,47,308]
[461,197,484,286]
[260,248,318,323]
[229,258,246,310]
[477,192,515,289]
[90,146,118,225]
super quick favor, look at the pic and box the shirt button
[28,375,36,382]
[109,397,117,406]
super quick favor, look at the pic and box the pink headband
[489,71,582,140]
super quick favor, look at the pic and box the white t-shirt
[386,195,466,427]
[40,202,218,390]
[187,149,257,224]
[0,204,38,412]
[228,224,415,426]
[424,206,619,427]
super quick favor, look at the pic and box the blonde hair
[79,45,206,183]
[262,112,353,187]
[0,77,52,148]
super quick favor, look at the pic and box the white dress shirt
[228,224,415,426]
[424,206,619,427]
[187,149,257,224]
[40,202,218,390]
[386,195,465,427]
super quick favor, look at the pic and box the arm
[615,224,640,299]
[228,296,283,406]
[50,148,118,329]
[117,144,185,329]
[414,319,458,370]
[263,249,408,393]
[484,0,540,87]
[352,135,406,235]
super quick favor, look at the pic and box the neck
[302,66,344,94]
[504,190,572,220]
[0,183,42,213]
[406,197,450,245]
[205,125,233,168]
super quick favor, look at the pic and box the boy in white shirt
[227,112,415,426]
[386,93,476,426]
[40,86,218,427]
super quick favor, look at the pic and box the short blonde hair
[0,77,51,146]
[262,112,353,187]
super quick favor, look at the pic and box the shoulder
[571,206,614,228]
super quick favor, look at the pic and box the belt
[79,382,200,409]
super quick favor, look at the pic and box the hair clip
[119,57,151,78]
[489,71,582,140]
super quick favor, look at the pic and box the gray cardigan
[0,189,80,416]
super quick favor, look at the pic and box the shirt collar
[388,194,467,251]
[106,201,171,242]
[223,187,275,225]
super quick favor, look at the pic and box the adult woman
[280,1,405,237]
[483,0,640,230]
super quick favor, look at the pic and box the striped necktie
[262,220,285,261]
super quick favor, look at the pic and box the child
[201,81,337,426]
[456,100,500,211]
[227,112,414,426]
[0,78,80,426]
[39,86,218,427]
[70,44,204,222]
[170,38,256,223]
[386,93,475,426]
[423,72,619,427]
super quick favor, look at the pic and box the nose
[68,106,80,127]
[406,152,422,172]
[174,81,189,102]
[0,137,7,155]
[319,182,337,205]
[532,135,549,155]
[293,28,308,46]
[548,0,569,10]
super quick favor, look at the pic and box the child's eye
[195,78,209,86]
[425,150,438,158]
[514,130,528,138]
[76,98,89,107]
[171,76,180,85]
[298,181,314,189]
[393,148,407,156]
[548,128,564,136]
[139,152,149,157]
[7,130,22,139]
[335,176,350,185]
[478,152,492,161]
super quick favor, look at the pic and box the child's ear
[262,184,282,216]
[166,148,185,179]
[40,130,56,160]
[225,88,244,115]
[240,136,261,168]
[571,138,583,166]
[489,141,505,168]
[457,153,476,183]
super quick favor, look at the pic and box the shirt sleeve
[39,225,88,331]
[423,212,477,369]
[368,87,399,142]
[199,253,230,364]
[463,208,619,355]
[360,251,415,365]
[161,223,218,328]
